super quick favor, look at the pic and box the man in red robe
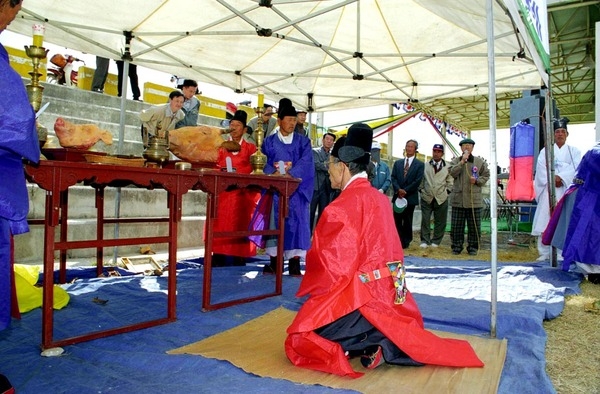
[285,123,483,377]
[209,110,259,266]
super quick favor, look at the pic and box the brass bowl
[175,161,192,170]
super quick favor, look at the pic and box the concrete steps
[14,82,217,263]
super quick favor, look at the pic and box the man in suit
[391,139,424,249]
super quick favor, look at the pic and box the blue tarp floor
[0,254,582,394]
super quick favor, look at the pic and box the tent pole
[544,78,557,267]
[486,0,498,339]
[113,31,133,265]
[387,104,394,166]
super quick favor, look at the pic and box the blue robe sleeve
[0,45,40,162]
[288,136,314,203]
[0,44,41,235]
[262,134,314,203]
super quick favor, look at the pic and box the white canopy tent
[9,0,550,338]
[10,0,543,112]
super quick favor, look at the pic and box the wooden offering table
[25,160,300,348]
[25,160,201,349]
[198,170,299,311]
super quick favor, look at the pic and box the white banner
[505,0,550,79]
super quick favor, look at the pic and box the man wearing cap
[391,140,424,249]
[255,99,314,276]
[310,132,337,233]
[175,79,201,128]
[294,109,308,137]
[209,110,259,266]
[285,123,483,376]
[419,144,453,248]
[531,118,581,261]
[448,137,490,255]
[370,141,391,194]
[248,104,277,142]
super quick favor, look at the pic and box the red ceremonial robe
[285,178,483,377]
[209,139,260,257]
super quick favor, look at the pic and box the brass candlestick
[25,45,49,112]
[250,106,267,174]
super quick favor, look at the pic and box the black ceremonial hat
[230,110,247,126]
[277,98,297,118]
[553,117,569,131]
[331,136,347,159]
[338,123,373,165]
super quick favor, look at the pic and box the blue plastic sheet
[0,256,581,393]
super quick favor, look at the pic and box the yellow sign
[7,46,47,80]
[76,66,119,96]
[380,142,390,160]
[8,45,253,122]
[143,82,254,120]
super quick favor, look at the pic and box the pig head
[168,125,225,163]
[54,117,113,150]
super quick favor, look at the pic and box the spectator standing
[248,104,277,142]
[447,138,490,255]
[90,56,109,93]
[531,118,581,261]
[1,0,42,330]
[256,100,314,276]
[391,140,424,249]
[139,90,184,145]
[370,141,391,193]
[294,110,308,137]
[419,144,453,248]
[310,132,336,232]
[116,60,141,101]
[175,79,201,128]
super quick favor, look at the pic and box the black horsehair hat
[230,110,247,127]
[331,136,347,159]
[338,123,373,165]
[277,98,297,118]
[553,117,569,131]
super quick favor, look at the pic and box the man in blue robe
[259,99,314,276]
[1,0,42,330]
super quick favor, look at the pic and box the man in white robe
[531,118,581,261]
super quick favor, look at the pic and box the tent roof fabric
[8,1,596,130]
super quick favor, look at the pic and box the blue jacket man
[370,141,391,193]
